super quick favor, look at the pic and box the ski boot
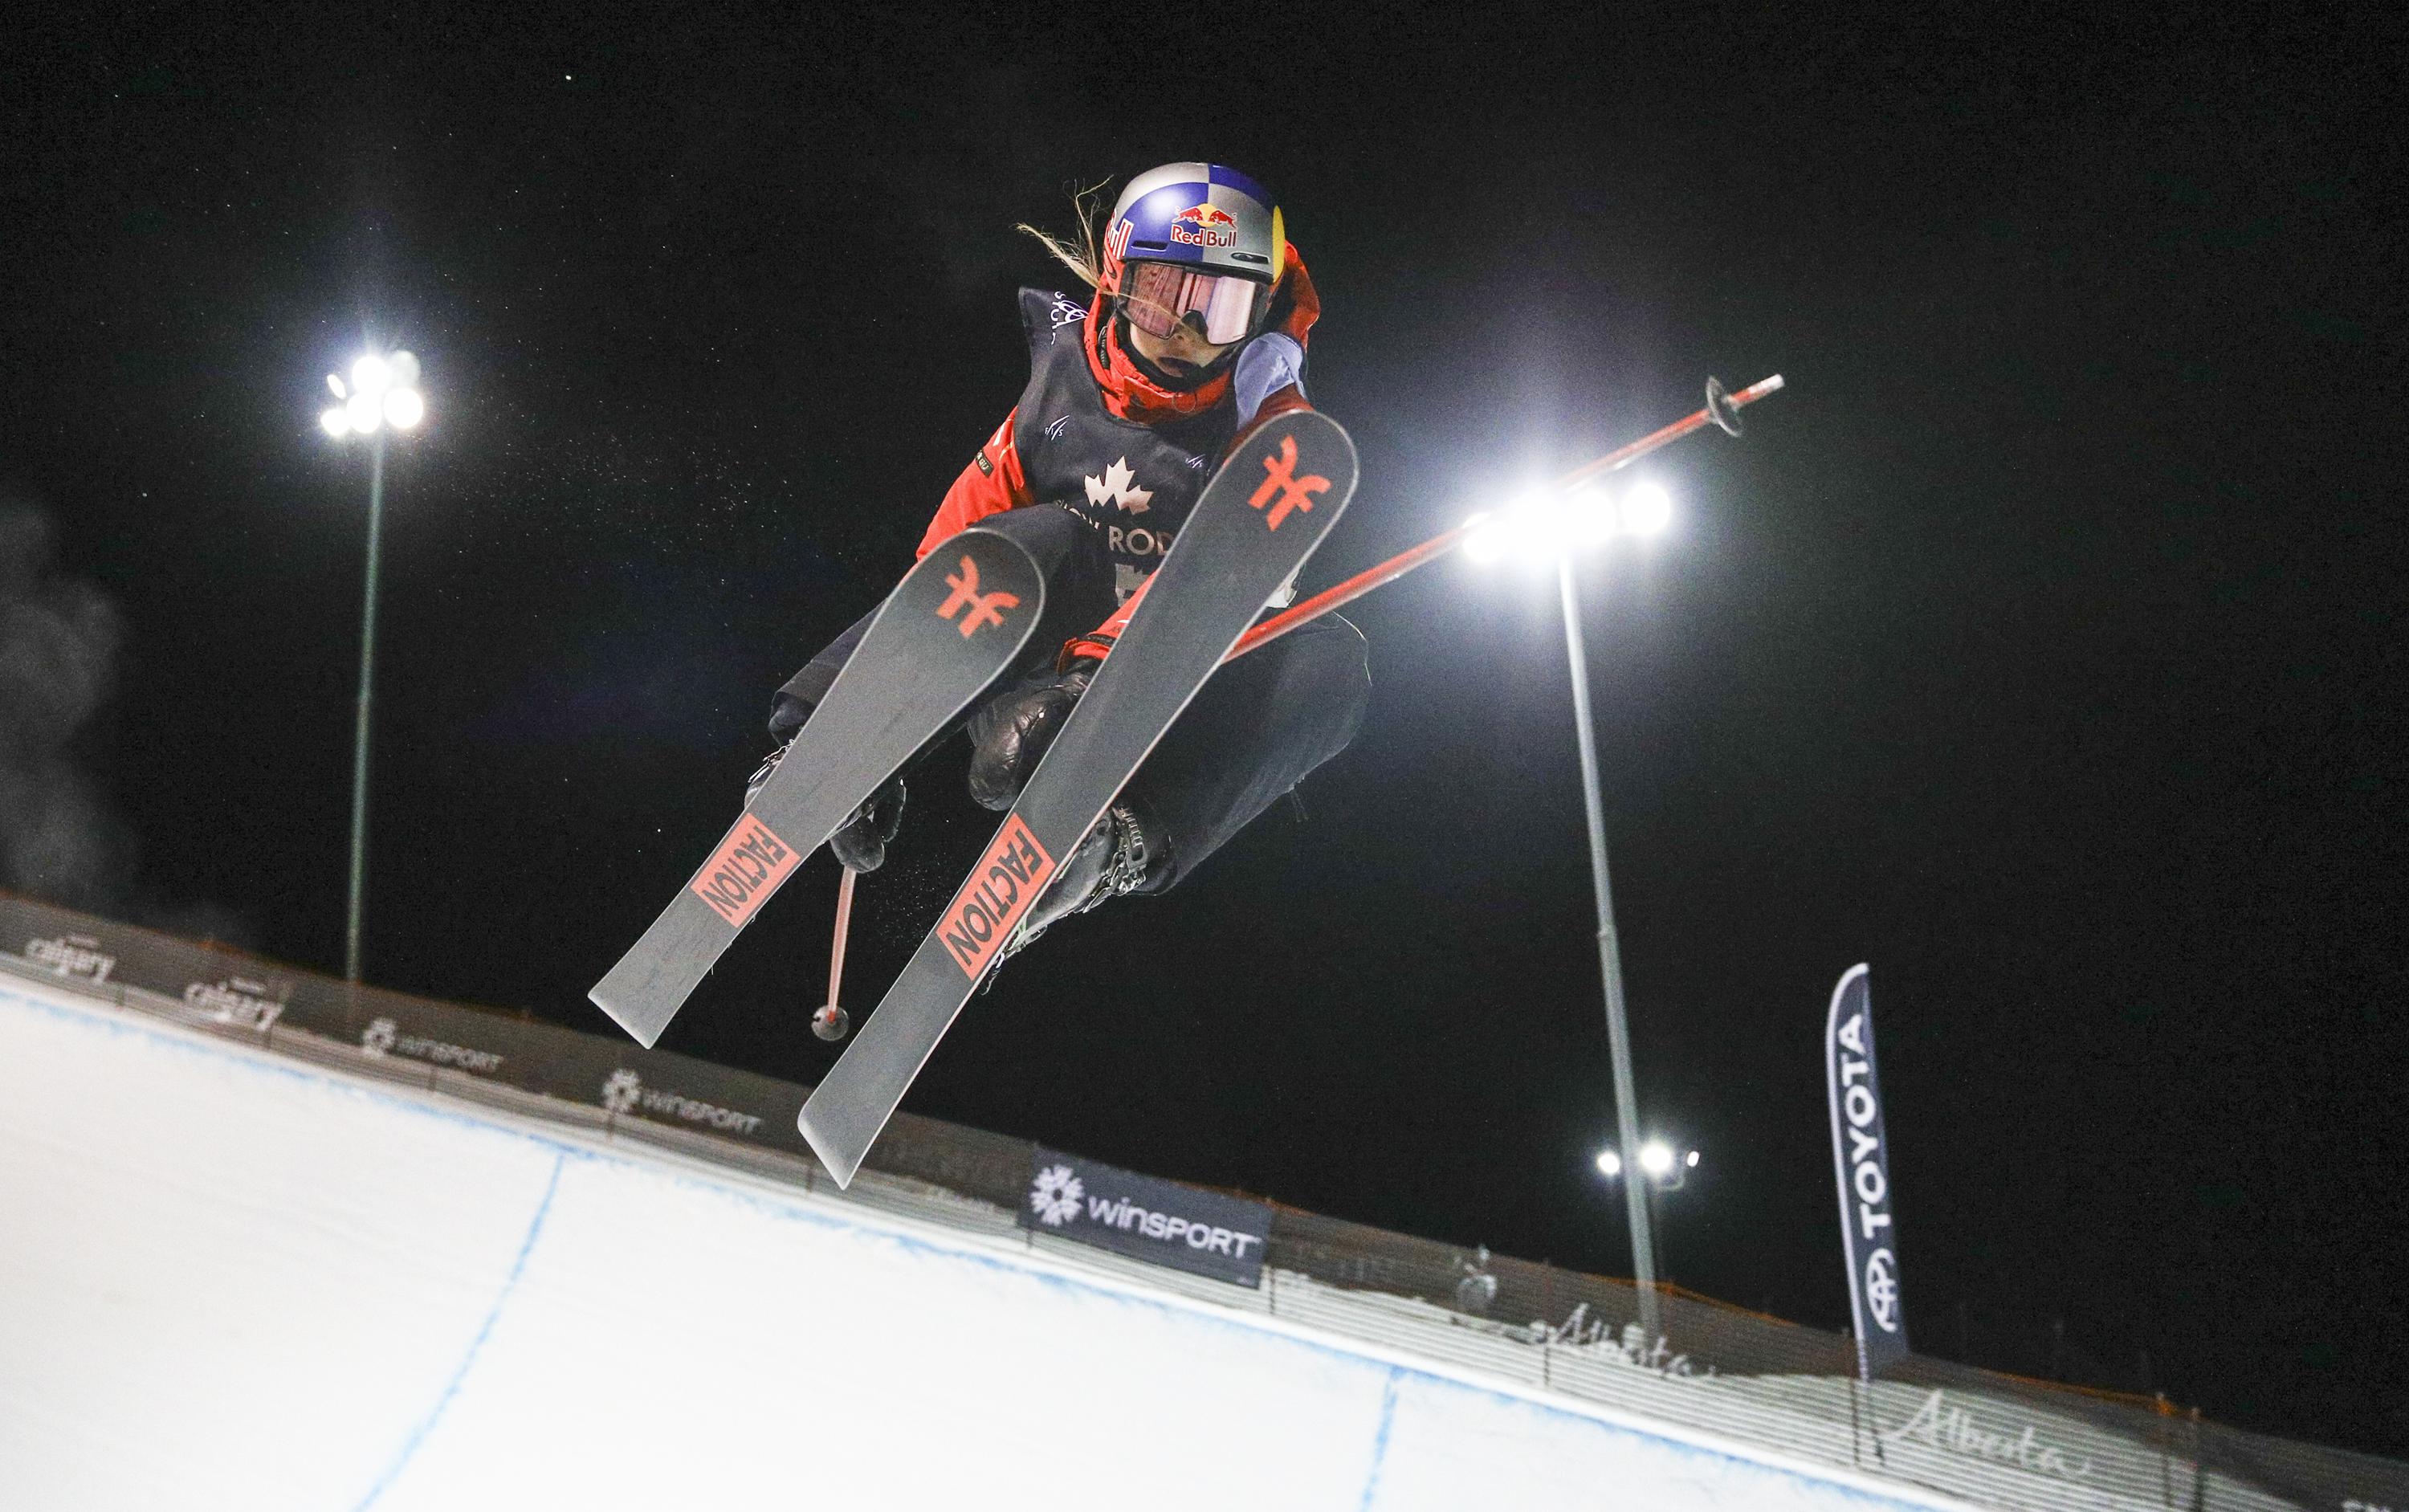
[988,799,1166,980]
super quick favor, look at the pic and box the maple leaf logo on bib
[1084,456,1153,515]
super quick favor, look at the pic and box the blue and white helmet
[1102,162,1286,347]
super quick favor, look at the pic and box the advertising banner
[1827,963,1910,1379]
[1021,1146,1272,1287]
[170,967,295,1033]
[591,1049,811,1158]
[274,979,589,1089]
[2,903,292,1038]
[9,926,120,988]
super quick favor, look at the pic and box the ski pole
[1225,374,1784,663]
[812,867,857,1042]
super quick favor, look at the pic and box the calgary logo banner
[1021,1146,1273,1289]
[1827,963,1911,1379]
[22,934,115,983]
[181,974,288,1031]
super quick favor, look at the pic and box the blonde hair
[1015,178,1115,290]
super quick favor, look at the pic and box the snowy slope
[0,976,1965,1510]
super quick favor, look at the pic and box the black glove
[966,662,1095,811]
[748,691,821,809]
[768,691,813,745]
[829,776,907,873]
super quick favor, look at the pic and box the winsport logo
[1029,1163,1085,1227]
[602,1069,642,1114]
[599,1068,763,1136]
[358,1016,503,1074]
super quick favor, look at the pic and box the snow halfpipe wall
[0,970,1968,1511]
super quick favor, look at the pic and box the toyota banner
[1826,963,1910,1379]
[1021,1146,1273,1287]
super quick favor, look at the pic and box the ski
[798,410,1359,1184]
[589,529,1046,1047]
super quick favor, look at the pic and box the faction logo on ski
[934,553,1023,638]
[691,813,801,927]
[938,814,1055,979]
[1249,434,1329,531]
[1084,456,1153,515]
[1029,1163,1085,1226]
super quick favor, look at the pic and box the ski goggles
[1119,259,1273,347]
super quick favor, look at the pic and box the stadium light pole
[1465,476,1675,1338]
[318,350,426,983]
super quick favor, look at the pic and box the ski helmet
[1101,162,1285,348]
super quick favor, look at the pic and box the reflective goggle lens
[1121,260,1269,346]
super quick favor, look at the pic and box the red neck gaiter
[1085,242,1321,424]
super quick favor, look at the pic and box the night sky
[6,14,2401,1457]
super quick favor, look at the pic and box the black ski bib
[1010,288,1237,601]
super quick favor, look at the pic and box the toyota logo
[1864,1248,1902,1332]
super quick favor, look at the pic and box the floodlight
[1639,1140,1675,1178]
[320,406,349,438]
[1620,480,1672,537]
[1567,481,1616,546]
[389,350,419,388]
[382,387,425,430]
[351,355,390,395]
[1467,488,1563,565]
[344,391,382,434]
[1596,1149,1623,1178]
[1461,512,1510,565]
[327,373,347,399]
[1685,1149,1700,1168]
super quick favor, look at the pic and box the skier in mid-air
[760,162,1368,959]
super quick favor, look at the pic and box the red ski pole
[1225,374,1784,663]
[811,867,858,1042]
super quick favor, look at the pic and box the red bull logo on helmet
[1169,202,1240,249]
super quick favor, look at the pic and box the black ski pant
[772,503,1369,889]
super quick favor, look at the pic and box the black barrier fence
[2,892,2402,1512]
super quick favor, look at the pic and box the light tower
[1463,471,1677,1336]
[318,350,426,983]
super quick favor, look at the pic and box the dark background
[5,10,2402,1456]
